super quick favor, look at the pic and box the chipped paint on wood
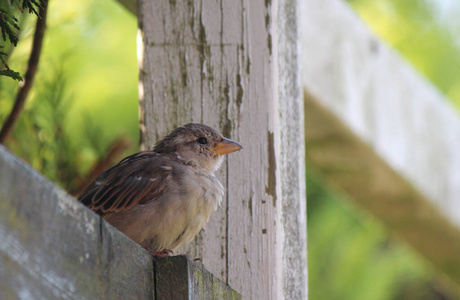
[138,0,307,298]
[266,131,277,207]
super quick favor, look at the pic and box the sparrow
[78,123,242,256]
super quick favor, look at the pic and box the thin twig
[70,137,132,197]
[0,1,48,144]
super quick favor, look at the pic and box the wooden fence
[0,145,239,299]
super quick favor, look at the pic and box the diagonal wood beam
[301,0,460,288]
[305,91,460,286]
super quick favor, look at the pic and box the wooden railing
[0,145,240,299]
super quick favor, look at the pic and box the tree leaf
[0,69,23,81]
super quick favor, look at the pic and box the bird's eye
[197,137,208,144]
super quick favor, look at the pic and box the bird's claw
[148,248,174,257]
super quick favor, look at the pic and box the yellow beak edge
[212,137,243,155]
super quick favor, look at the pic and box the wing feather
[78,152,172,217]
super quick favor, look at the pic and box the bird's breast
[185,172,223,217]
[159,172,223,250]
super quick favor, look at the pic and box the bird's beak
[212,137,243,155]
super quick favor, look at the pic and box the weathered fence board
[154,256,240,300]
[0,145,239,299]
[0,145,154,299]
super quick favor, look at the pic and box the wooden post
[137,0,307,298]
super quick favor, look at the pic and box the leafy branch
[0,0,46,81]
[0,47,23,80]
[0,0,48,143]
[0,8,20,46]
[20,0,45,16]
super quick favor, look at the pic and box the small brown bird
[78,123,242,256]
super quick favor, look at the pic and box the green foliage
[18,0,45,16]
[4,61,132,192]
[0,0,138,192]
[0,46,23,81]
[0,0,46,81]
[307,172,455,300]
[0,68,23,81]
[8,67,77,190]
[2,0,45,18]
[0,8,20,46]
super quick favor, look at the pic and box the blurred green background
[1,0,460,299]
[0,0,138,193]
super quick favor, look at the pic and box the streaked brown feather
[78,151,171,217]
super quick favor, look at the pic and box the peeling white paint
[138,0,307,298]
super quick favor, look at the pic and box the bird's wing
[78,152,173,216]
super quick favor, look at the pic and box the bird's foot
[148,248,174,258]
[146,249,201,262]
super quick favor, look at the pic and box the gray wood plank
[154,256,241,300]
[0,145,154,299]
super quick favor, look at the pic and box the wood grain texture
[0,145,154,300]
[155,256,241,300]
[138,0,307,298]
[0,145,240,299]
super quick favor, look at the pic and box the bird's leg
[147,248,201,262]
[147,248,174,257]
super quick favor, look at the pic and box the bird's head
[153,123,242,173]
